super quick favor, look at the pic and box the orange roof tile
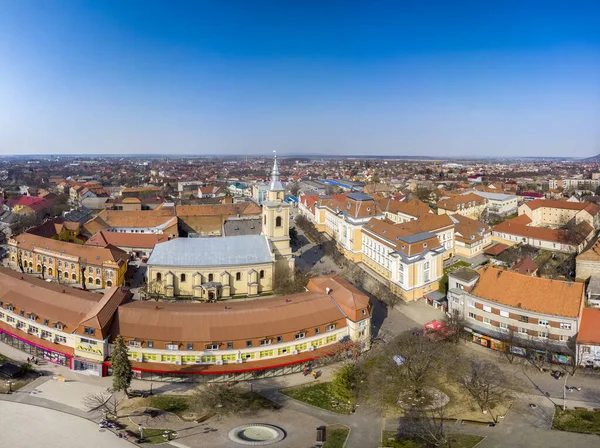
[470,267,583,318]
[577,308,600,345]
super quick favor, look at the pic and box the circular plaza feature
[228,424,286,445]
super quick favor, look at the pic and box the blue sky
[1,1,599,157]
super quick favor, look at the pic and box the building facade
[448,267,583,363]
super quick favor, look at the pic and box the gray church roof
[147,235,273,267]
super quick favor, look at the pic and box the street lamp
[138,425,144,439]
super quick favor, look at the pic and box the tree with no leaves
[443,309,466,344]
[460,359,511,422]
[82,391,120,417]
[272,266,311,295]
[111,335,133,397]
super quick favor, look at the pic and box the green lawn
[281,382,354,414]
[149,395,189,415]
[381,431,483,448]
[444,261,470,275]
[323,424,350,448]
[140,428,178,444]
[553,407,600,435]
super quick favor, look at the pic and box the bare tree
[501,328,519,364]
[140,278,165,301]
[397,406,449,448]
[443,309,466,344]
[460,359,511,422]
[272,267,311,295]
[82,391,121,417]
[525,333,552,372]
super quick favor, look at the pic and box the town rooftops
[577,308,600,345]
[363,217,442,258]
[0,267,129,338]
[175,202,261,217]
[451,214,491,244]
[147,235,273,267]
[436,193,486,211]
[469,267,584,318]
[493,217,592,246]
[376,197,433,218]
[471,191,516,201]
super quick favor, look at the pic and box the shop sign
[76,344,103,355]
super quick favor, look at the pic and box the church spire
[269,151,285,191]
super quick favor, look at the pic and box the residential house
[451,214,492,258]
[576,308,600,368]
[472,191,518,216]
[436,193,487,219]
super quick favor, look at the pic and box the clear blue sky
[1,1,599,157]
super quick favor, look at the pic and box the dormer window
[423,243,427,248]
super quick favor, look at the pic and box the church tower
[262,154,294,274]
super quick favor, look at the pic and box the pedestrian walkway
[0,401,132,448]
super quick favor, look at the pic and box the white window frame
[483,305,492,313]
[500,310,509,318]
[467,299,475,308]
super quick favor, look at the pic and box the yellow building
[8,233,128,288]
[27,218,86,244]
[362,218,445,301]
[314,193,384,262]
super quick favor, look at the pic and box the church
[146,156,294,299]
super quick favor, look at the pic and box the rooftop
[470,267,583,318]
[577,308,600,345]
[147,235,273,267]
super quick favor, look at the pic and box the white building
[472,191,518,216]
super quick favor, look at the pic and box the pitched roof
[451,214,491,244]
[470,267,583,318]
[493,218,592,246]
[0,267,128,337]
[577,308,600,345]
[82,207,177,235]
[306,275,370,322]
[175,202,261,218]
[577,239,600,262]
[512,257,538,275]
[147,235,273,267]
[396,214,455,234]
[436,193,486,211]
[85,231,170,250]
[363,217,442,257]
[11,233,127,265]
[319,193,383,219]
[376,197,433,218]
[525,199,599,215]
[112,291,346,343]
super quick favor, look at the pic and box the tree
[140,278,165,301]
[80,261,87,290]
[272,266,311,295]
[331,363,363,404]
[288,181,301,197]
[83,391,120,417]
[501,328,519,364]
[397,406,450,448]
[375,283,401,309]
[460,359,511,421]
[289,226,298,247]
[525,333,552,372]
[111,335,133,397]
[443,309,466,344]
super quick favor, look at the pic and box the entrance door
[208,291,214,300]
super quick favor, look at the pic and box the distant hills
[580,154,600,162]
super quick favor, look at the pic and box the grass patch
[553,407,600,435]
[281,382,354,414]
[149,395,189,415]
[323,424,350,448]
[0,379,29,394]
[381,431,483,448]
[140,428,177,444]
[444,261,470,274]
